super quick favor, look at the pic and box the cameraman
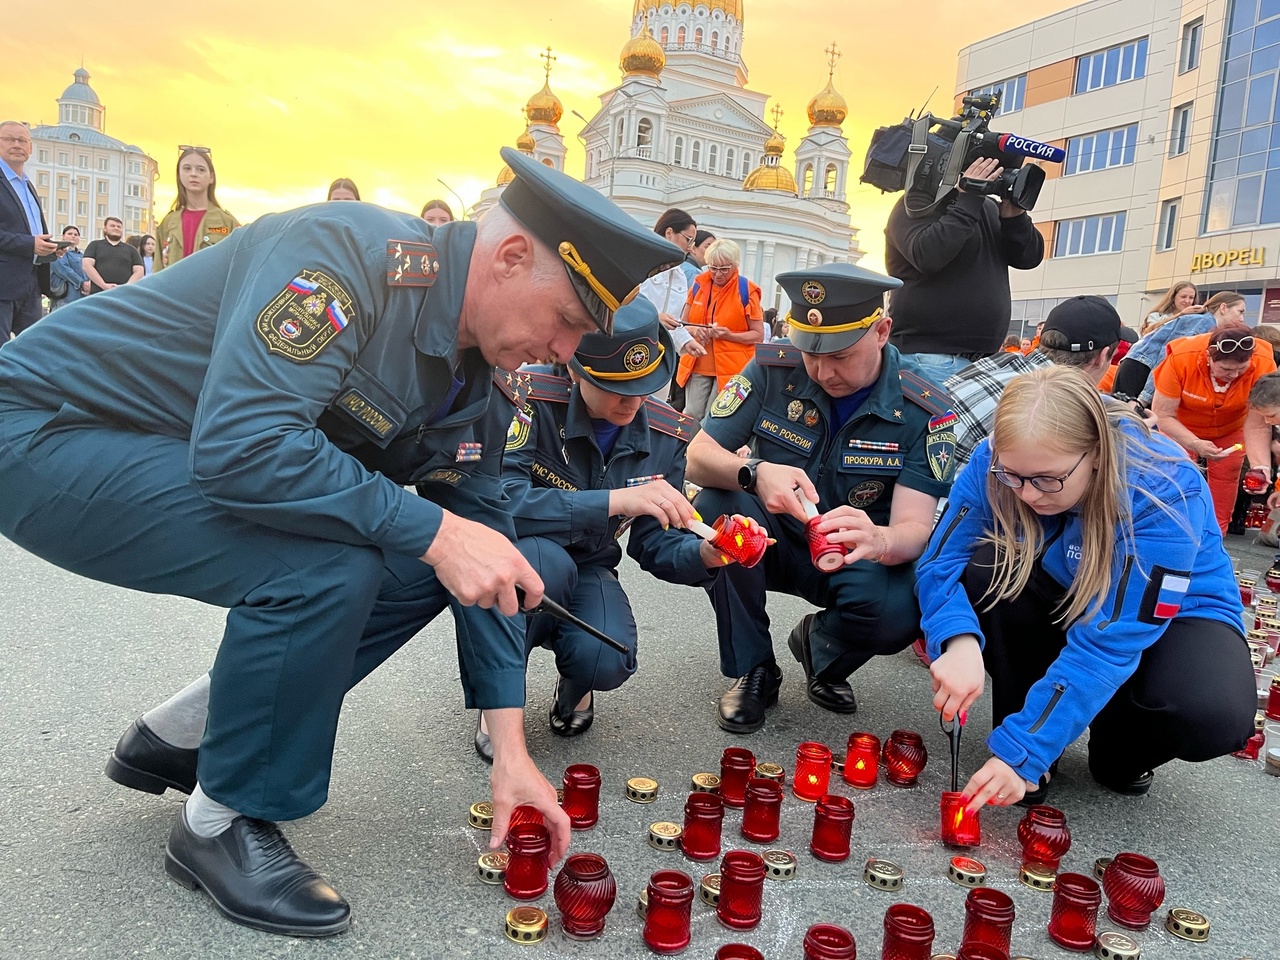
[885,157,1045,383]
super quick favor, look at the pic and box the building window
[711,31,718,49]
[1064,123,1138,175]
[824,164,838,193]
[673,136,684,164]
[691,140,702,169]
[725,147,736,176]
[1074,38,1149,94]
[741,153,751,177]
[694,27,703,45]
[97,181,109,194]
[78,155,89,168]
[660,26,669,43]
[637,117,653,149]
[37,172,49,186]
[57,174,68,190]
[1157,198,1180,251]
[58,152,68,165]
[128,160,143,175]
[1169,103,1193,157]
[1053,212,1127,257]
[76,201,87,216]
[78,177,88,191]
[38,149,49,163]
[971,74,1027,115]
[57,199,67,214]
[677,25,685,43]
[98,158,108,171]
[802,164,814,196]
[615,118,624,151]
[96,203,107,218]
[1180,18,1203,73]
[708,143,719,173]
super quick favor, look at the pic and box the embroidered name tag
[335,388,397,439]
[753,414,817,454]
[840,452,904,472]
[531,460,579,491]
[422,468,465,485]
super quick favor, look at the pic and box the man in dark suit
[1,120,58,344]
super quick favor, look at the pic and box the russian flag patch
[1138,566,1191,624]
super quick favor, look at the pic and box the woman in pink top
[154,147,240,272]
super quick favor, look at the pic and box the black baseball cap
[1041,296,1123,352]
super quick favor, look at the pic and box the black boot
[717,662,782,733]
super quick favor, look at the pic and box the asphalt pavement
[1,530,1276,959]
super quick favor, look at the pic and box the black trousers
[963,543,1255,781]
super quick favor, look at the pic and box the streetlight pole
[436,178,471,221]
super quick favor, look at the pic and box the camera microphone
[995,133,1066,164]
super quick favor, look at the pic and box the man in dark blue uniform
[0,148,679,937]
[686,264,957,733]
[474,298,731,759]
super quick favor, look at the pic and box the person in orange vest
[675,238,765,432]
[1001,334,1022,354]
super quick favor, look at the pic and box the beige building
[958,0,1280,331]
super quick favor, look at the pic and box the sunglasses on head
[178,144,212,155]
[1212,335,1254,355]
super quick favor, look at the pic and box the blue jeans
[897,352,974,386]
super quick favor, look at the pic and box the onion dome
[497,128,537,186]
[621,14,665,77]
[807,79,848,127]
[525,81,563,126]
[61,67,100,105]
[743,120,796,195]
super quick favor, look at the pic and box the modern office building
[958,0,1280,331]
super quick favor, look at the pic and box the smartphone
[53,239,75,249]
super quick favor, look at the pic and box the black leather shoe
[1093,768,1154,796]
[474,712,493,765]
[717,662,782,734]
[549,678,594,738]
[105,718,198,796]
[165,806,350,937]
[787,615,858,714]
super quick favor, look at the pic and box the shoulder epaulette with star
[644,398,694,442]
[897,369,954,419]
[493,368,534,407]
[525,370,572,403]
[756,342,801,367]
[386,240,439,287]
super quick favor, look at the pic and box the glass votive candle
[562,763,601,830]
[720,747,756,809]
[716,946,765,960]
[1267,675,1280,721]
[1016,804,1071,871]
[1101,852,1165,930]
[504,822,552,901]
[1046,871,1102,951]
[643,869,695,954]
[810,794,855,862]
[681,792,724,862]
[793,741,834,801]
[553,852,617,940]
[940,791,981,847]
[881,902,935,960]
[803,923,858,960]
[716,849,766,930]
[883,730,928,786]
[740,777,783,843]
[509,804,545,827]
[960,887,1015,955]
[954,944,1009,960]
[844,731,881,789]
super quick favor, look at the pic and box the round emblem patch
[801,280,826,304]
[279,320,301,340]
[849,480,885,507]
[787,400,804,422]
[807,308,822,326]
[624,342,651,372]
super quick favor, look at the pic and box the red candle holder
[1046,871,1102,951]
[1241,577,1258,606]
[643,869,695,954]
[716,946,765,960]
[1267,676,1280,721]
[740,777,783,843]
[1247,502,1268,529]
[1101,852,1165,930]
[881,903,935,960]
[940,791,981,848]
[793,741,833,801]
[955,944,1009,960]
[720,747,756,808]
[810,794,855,862]
[716,850,766,930]
[681,792,724,861]
[844,732,881,789]
[1245,468,1270,494]
[1016,805,1071,871]
[803,923,858,960]
[509,804,545,828]
[562,764,601,830]
[960,887,1015,955]
[883,730,928,787]
[694,514,770,568]
[553,852,617,940]
[504,822,552,901]
[805,516,847,571]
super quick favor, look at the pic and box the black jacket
[0,170,51,299]
[885,190,1043,356]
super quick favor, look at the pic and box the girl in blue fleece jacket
[919,366,1254,811]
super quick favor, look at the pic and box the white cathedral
[473,0,863,311]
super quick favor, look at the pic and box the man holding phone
[0,120,62,344]
[83,216,145,293]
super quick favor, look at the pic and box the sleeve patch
[254,269,354,363]
[1138,567,1191,624]
[710,374,752,418]
[506,405,533,451]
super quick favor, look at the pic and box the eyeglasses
[708,264,735,274]
[990,450,1089,493]
[1211,335,1254,355]
[178,144,212,155]
[679,230,697,248]
[0,135,33,146]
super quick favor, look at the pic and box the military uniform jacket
[701,343,956,521]
[497,367,714,586]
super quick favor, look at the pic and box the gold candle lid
[1093,856,1113,882]
[468,800,494,830]
[864,857,905,891]
[476,851,508,884]
[1257,712,1268,731]
[1240,576,1258,586]
[931,955,958,960]
[699,872,722,906]
[1165,908,1209,942]
[1094,931,1141,959]
[556,787,565,804]
[831,753,846,774]
[762,849,798,880]
[1247,628,1269,642]
[648,821,683,850]
[755,762,785,782]
[1019,861,1057,891]
[504,906,549,944]
[691,772,721,793]
[947,855,986,887]
[626,776,659,803]
[636,887,648,919]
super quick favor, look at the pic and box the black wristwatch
[738,458,762,493]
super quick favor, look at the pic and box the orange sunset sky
[6,0,1077,270]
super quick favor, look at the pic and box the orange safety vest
[676,270,761,390]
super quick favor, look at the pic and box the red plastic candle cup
[805,516,847,571]
[504,822,552,901]
[1267,676,1280,721]
[720,747,756,808]
[553,852,617,940]
[844,732,881,789]
[716,946,765,960]
[1046,871,1102,951]
[740,777,783,843]
[709,514,770,568]
[810,794,856,862]
[1241,579,1257,606]
[954,944,1009,960]
[509,804,545,828]
[681,792,724,861]
[1245,468,1270,494]
[940,791,981,848]
[643,869,695,954]
[793,741,834,801]
[561,764,601,830]
[960,887,1015,955]
[883,730,928,787]
[1101,852,1165,930]
[803,923,858,960]
[716,849,766,930]
[881,902,936,960]
[1016,804,1071,871]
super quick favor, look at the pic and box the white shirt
[639,265,693,353]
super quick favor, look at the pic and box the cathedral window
[691,140,702,169]
[824,164,838,194]
[661,26,669,43]
[637,118,653,150]
[674,136,685,164]
[677,25,686,43]
[741,153,751,177]
[708,144,718,173]
[711,31,719,49]
[694,27,703,45]
[616,118,625,151]
[725,147,736,174]
[802,164,814,196]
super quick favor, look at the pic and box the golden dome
[807,78,848,127]
[621,15,665,76]
[525,80,563,126]
[496,164,515,186]
[515,129,536,152]
[763,130,786,156]
[743,164,798,194]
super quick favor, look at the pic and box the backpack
[691,275,751,311]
